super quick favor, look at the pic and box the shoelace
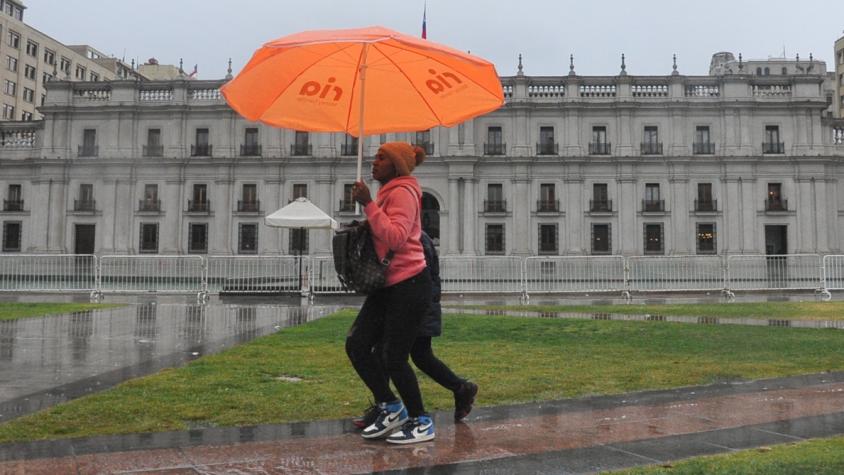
[398,418,417,432]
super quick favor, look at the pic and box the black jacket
[418,231,442,337]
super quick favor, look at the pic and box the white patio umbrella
[265,197,337,290]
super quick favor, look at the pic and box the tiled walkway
[3,372,844,474]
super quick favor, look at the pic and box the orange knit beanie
[378,142,426,176]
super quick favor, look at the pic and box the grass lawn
[0,302,123,321]
[2,310,844,443]
[614,435,844,474]
[455,301,844,320]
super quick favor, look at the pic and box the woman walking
[346,142,434,444]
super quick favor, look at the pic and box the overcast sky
[25,0,844,79]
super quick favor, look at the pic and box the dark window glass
[538,224,557,254]
[485,224,504,254]
[2,221,21,252]
[697,223,716,254]
[591,224,611,254]
[188,223,208,253]
[290,228,309,254]
[238,223,258,254]
[592,126,607,144]
[293,184,307,199]
[487,126,502,145]
[139,223,158,253]
[644,224,664,254]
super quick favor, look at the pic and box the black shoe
[454,381,478,421]
[352,402,380,429]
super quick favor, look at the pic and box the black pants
[346,268,432,417]
[410,336,464,392]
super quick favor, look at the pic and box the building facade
[0,0,142,122]
[835,34,844,118]
[1,54,843,258]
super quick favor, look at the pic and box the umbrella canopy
[265,197,337,229]
[221,26,504,180]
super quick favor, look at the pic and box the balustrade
[0,129,36,147]
[833,127,844,145]
[685,85,720,97]
[190,88,222,100]
[527,84,565,98]
[753,84,792,97]
[139,89,173,101]
[74,88,111,100]
[579,84,616,97]
[631,84,668,97]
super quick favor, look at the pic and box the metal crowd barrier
[726,254,824,294]
[206,255,303,295]
[628,256,725,293]
[2,253,843,301]
[97,255,206,301]
[0,254,96,293]
[439,256,523,294]
[523,256,625,294]
[823,255,844,292]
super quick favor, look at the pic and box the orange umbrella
[221,26,504,180]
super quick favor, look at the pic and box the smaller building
[835,34,844,118]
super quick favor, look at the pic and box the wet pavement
[2,372,844,473]
[0,303,344,422]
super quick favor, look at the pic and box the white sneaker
[386,415,435,444]
[361,400,408,439]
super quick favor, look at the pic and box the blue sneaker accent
[386,415,435,444]
[361,400,408,439]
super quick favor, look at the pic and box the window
[44,49,55,65]
[190,184,208,211]
[76,183,94,211]
[414,129,432,154]
[20,111,31,121]
[22,87,33,103]
[292,183,307,199]
[591,183,610,212]
[290,228,308,254]
[486,183,504,212]
[538,126,555,154]
[23,64,35,80]
[644,223,664,254]
[5,184,21,211]
[4,79,16,96]
[293,130,310,155]
[696,183,714,211]
[59,57,70,74]
[6,56,16,72]
[145,128,162,157]
[485,126,504,155]
[696,223,716,254]
[756,67,762,76]
[75,65,86,80]
[694,126,712,154]
[485,224,505,254]
[242,128,259,155]
[781,67,787,75]
[767,183,785,210]
[590,126,609,154]
[81,129,96,156]
[238,223,258,254]
[341,134,358,156]
[764,67,770,76]
[188,223,208,253]
[12,5,21,20]
[139,223,159,253]
[89,71,99,82]
[7,31,19,49]
[193,128,210,156]
[2,222,21,252]
[763,125,782,153]
[642,126,661,154]
[141,184,159,211]
[538,183,556,211]
[341,184,355,211]
[25,40,37,57]
[644,183,662,211]
[2,103,14,119]
[42,72,51,84]
[240,184,258,212]
[538,224,558,254]
[591,224,611,254]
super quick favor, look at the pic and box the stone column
[722,178,741,255]
[565,178,583,253]
[463,178,476,255]
[512,178,531,255]
[618,178,637,255]
[669,178,690,255]
[446,178,460,254]
[163,180,182,253]
[795,178,813,253]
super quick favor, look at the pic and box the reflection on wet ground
[0,303,344,423]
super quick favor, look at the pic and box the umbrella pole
[356,44,369,215]
[297,227,303,292]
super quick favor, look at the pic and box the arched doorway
[421,192,440,246]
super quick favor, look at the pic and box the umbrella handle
[356,44,369,215]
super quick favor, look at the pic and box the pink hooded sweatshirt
[363,176,426,287]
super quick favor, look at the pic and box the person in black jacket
[354,231,478,427]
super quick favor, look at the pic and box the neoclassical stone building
[1,53,843,258]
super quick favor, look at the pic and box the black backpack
[332,220,394,294]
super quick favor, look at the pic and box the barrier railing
[628,256,725,292]
[440,256,523,294]
[98,255,205,296]
[523,256,625,294]
[2,253,842,300]
[0,254,96,292]
[823,255,844,291]
[726,254,823,291]
[310,256,353,294]
[206,256,303,294]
